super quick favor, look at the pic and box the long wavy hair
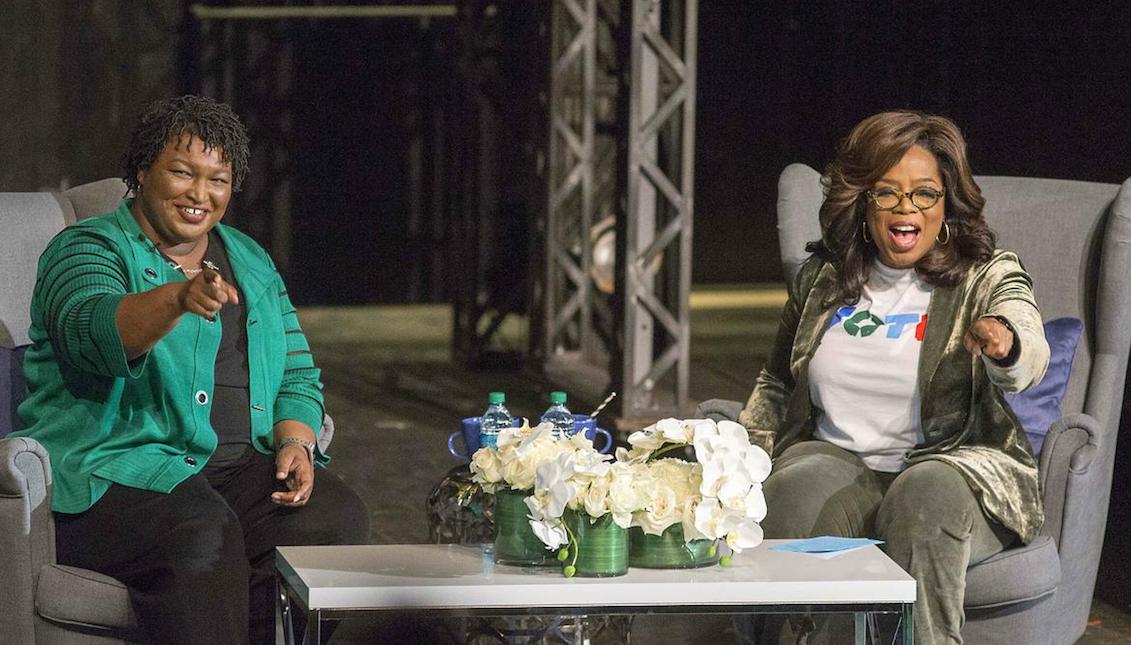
[807,111,996,305]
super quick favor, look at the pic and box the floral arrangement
[523,441,646,549]
[619,418,772,560]
[470,416,772,573]
[469,420,571,494]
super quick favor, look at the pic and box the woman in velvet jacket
[740,112,1049,645]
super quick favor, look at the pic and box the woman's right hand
[178,268,239,320]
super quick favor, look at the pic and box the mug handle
[593,428,613,454]
[448,431,469,460]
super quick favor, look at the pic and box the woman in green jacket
[12,96,368,645]
[740,112,1049,645]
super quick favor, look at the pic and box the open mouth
[888,223,921,252]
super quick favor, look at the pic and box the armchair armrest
[1037,412,1101,545]
[0,436,53,523]
[0,436,56,642]
[317,412,335,454]
[694,398,743,423]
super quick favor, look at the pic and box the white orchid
[515,429,649,550]
[719,514,765,552]
[529,517,568,550]
[616,417,773,558]
[524,452,578,551]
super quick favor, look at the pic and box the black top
[200,231,253,470]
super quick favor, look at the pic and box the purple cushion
[1,345,28,439]
[1003,317,1084,457]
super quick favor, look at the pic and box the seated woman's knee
[167,497,248,579]
[877,461,977,537]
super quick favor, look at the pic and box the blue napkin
[770,536,883,554]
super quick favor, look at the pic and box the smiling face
[130,134,232,253]
[865,144,945,269]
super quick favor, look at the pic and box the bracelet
[983,315,1021,367]
[278,436,315,464]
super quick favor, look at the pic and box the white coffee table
[276,540,916,644]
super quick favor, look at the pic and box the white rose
[635,484,680,535]
[502,456,536,491]
[606,463,649,528]
[583,477,611,518]
[470,446,504,487]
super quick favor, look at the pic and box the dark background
[5,2,1130,291]
[3,0,1131,608]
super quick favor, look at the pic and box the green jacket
[739,250,1050,543]
[13,200,325,513]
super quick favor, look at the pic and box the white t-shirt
[808,261,934,472]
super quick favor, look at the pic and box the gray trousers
[760,441,1015,645]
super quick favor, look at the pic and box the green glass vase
[493,489,554,566]
[564,511,629,577]
[629,524,719,568]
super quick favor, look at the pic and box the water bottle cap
[488,392,506,404]
[549,391,567,404]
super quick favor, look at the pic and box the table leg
[854,612,866,645]
[277,573,294,645]
[304,609,323,645]
[902,603,914,644]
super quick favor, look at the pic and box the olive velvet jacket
[739,250,1050,543]
[12,200,325,513]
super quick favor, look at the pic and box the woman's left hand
[272,442,314,506]
[963,317,1014,360]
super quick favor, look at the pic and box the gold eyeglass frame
[866,187,946,210]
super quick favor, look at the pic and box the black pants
[55,448,370,645]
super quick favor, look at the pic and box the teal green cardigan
[12,200,325,513]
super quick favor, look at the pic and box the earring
[861,219,872,243]
[937,220,951,246]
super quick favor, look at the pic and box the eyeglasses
[866,187,945,210]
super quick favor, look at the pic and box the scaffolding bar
[620,0,697,419]
[189,4,458,21]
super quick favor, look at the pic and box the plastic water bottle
[540,391,575,439]
[479,392,514,450]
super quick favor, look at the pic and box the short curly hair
[123,95,250,193]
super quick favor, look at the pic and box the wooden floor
[298,289,1131,644]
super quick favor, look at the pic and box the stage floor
[298,286,1131,644]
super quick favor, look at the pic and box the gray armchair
[698,164,1131,645]
[0,179,142,643]
[0,180,339,643]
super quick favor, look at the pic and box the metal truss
[544,0,599,363]
[619,0,697,419]
[543,0,697,420]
